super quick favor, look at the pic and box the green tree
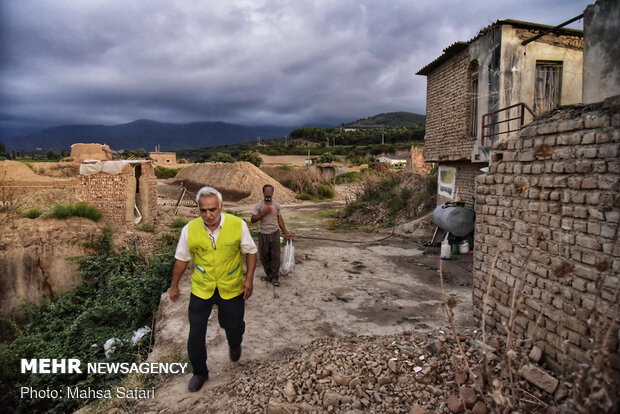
[208,152,235,163]
[237,151,263,167]
[317,152,341,164]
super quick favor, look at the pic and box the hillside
[2,120,294,152]
[343,111,425,128]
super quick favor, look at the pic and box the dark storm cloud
[0,0,591,130]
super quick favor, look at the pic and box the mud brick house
[417,19,584,208]
[76,160,158,224]
[149,151,177,165]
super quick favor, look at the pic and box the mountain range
[1,111,425,152]
[1,120,295,152]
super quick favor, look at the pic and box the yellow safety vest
[187,213,243,300]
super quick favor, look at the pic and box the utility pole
[381,134,385,145]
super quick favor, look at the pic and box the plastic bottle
[440,239,451,260]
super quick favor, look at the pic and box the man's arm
[241,253,257,300]
[251,206,272,223]
[278,214,292,240]
[168,260,189,302]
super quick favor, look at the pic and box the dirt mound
[0,160,37,180]
[174,162,298,204]
[0,161,74,184]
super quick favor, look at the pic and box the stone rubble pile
[212,329,570,413]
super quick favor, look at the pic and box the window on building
[438,166,456,198]
[534,61,563,115]
[469,60,479,138]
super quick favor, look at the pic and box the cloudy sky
[1,0,590,132]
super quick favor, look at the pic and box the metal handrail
[481,103,534,147]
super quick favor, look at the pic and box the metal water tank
[432,204,475,237]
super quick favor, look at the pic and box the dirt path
[134,202,475,413]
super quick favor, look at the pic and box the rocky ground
[209,330,559,414]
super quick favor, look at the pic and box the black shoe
[229,346,242,362]
[187,373,208,392]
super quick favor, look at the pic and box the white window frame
[437,166,456,198]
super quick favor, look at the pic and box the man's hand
[169,285,180,302]
[241,278,254,300]
[263,206,273,216]
[285,231,293,240]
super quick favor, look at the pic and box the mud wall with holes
[76,162,158,224]
[472,96,620,374]
[0,220,103,315]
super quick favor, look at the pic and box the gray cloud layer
[1,0,590,130]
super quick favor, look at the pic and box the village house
[149,151,177,165]
[417,19,584,208]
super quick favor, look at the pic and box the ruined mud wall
[473,96,620,373]
[76,162,158,224]
[70,144,112,161]
[407,145,432,175]
[0,220,101,315]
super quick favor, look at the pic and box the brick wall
[76,162,158,224]
[437,161,484,209]
[473,96,620,374]
[423,50,474,163]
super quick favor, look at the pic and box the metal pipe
[522,14,584,46]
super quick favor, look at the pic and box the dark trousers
[258,231,281,281]
[187,289,245,376]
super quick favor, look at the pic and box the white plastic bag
[103,338,121,359]
[280,240,295,275]
[131,326,151,346]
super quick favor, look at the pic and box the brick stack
[472,96,620,374]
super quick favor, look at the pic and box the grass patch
[170,218,187,228]
[153,165,181,179]
[136,223,156,232]
[22,208,43,219]
[50,202,102,221]
[333,171,363,184]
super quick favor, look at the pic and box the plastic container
[459,240,469,254]
[440,239,451,260]
[451,243,459,256]
[327,219,335,230]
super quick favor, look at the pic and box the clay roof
[416,19,584,76]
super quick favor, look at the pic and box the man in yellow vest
[169,186,258,392]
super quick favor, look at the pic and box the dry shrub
[262,165,324,194]
[343,170,436,225]
[0,171,17,212]
[33,162,79,178]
